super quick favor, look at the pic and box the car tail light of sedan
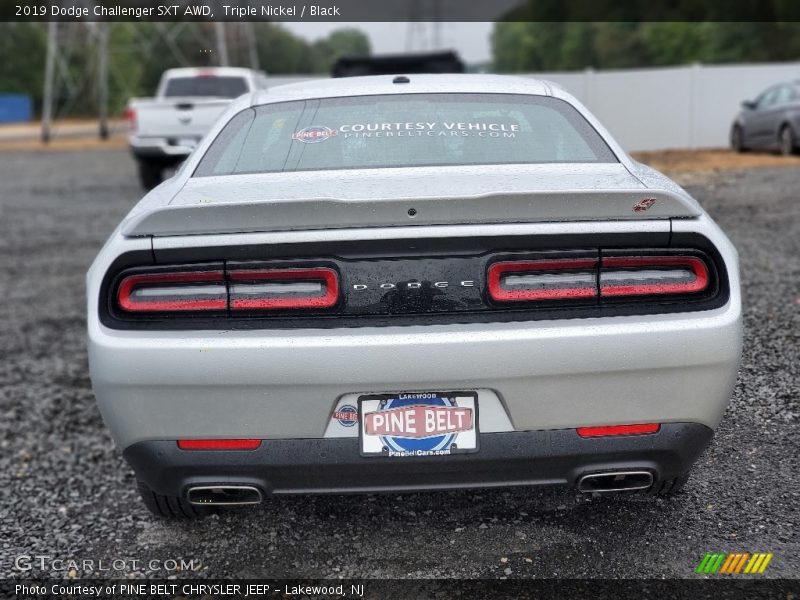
[599,255,709,297]
[117,271,227,313]
[228,267,339,310]
[115,266,339,314]
[108,248,719,325]
[487,258,598,302]
[488,253,712,304]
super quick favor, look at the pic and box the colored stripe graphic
[758,554,773,573]
[720,553,737,574]
[733,553,750,574]
[745,554,762,574]
[701,553,726,574]
[711,553,726,573]
[696,552,772,575]
[696,553,713,574]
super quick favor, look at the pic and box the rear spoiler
[121,189,701,238]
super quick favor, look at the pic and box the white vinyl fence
[266,61,800,152]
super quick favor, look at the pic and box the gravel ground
[0,150,797,580]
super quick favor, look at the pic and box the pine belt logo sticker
[292,126,338,143]
[696,552,773,575]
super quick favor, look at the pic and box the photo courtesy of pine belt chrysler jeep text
[87,74,742,518]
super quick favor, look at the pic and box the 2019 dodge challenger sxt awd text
[87,75,742,517]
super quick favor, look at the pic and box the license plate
[177,137,198,149]
[359,391,478,457]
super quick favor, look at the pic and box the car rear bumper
[125,423,713,497]
[89,301,742,450]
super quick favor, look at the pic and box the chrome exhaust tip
[186,485,263,506]
[577,470,654,493]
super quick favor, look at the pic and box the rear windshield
[194,93,616,176]
[163,76,248,98]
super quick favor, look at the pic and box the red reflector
[577,423,660,438]
[229,267,339,310]
[177,439,261,450]
[600,256,709,297]
[487,258,598,302]
[117,271,226,313]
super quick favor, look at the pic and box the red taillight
[577,423,660,438]
[599,255,709,297]
[488,258,598,302]
[125,107,137,133]
[488,254,711,303]
[228,267,339,310]
[116,266,339,314]
[177,439,261,450]
[117,271,226,313]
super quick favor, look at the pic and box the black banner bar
[5,0,800,22]
[2,579,800,600]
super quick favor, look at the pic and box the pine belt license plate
[359,391,479,457]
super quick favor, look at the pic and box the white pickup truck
[127,67,267,189]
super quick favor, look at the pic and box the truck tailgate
[131,97,231,139]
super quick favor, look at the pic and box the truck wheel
[137,160,163,190]
[136,479,215,519]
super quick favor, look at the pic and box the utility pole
[405,0,443,52]
[214,22,229,66]
[432,0,442,49]
[41,21,57,143]
[97,23,110,139]
[244,22,260,71]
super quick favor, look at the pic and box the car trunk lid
[122,163,701,237]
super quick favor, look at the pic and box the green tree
[560,22,595,70]
[0,23,46,109]
[254,23,318,74]
[492,21,800,72]
[311,28,371,73]
[492,22,566,71]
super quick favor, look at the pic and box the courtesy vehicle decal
[295,122,520,140]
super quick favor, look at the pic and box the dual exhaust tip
[186,471,654,504]
[187,485,262,506]
[577,470,654,494]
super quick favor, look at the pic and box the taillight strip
[117,271,226,312]
[488,258,598,302]
[228,267,339,310]
[600,256,709,297]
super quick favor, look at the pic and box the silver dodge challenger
[87,75,742,517]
